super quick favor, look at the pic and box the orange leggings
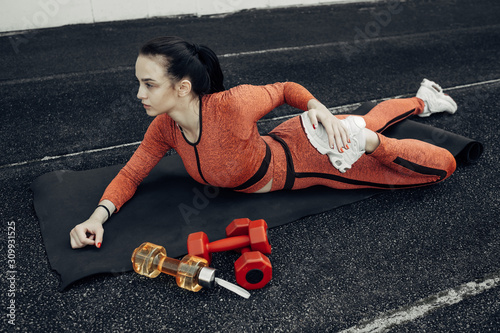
[267,97,457,191]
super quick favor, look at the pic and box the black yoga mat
[31,103,483,290]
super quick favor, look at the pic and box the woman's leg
[269,115,456,191]
[299,97,425,173]
[361,133,456,187]
[336,97,425,133]
[336,77,457,134]
[269,79,458,191]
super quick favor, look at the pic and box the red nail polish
[97,242,101,248]
[313,124,316,130]
[346,144,350,149]
[340,148,344,153]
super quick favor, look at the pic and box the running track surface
[1,0,499,331]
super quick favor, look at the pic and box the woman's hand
[70,219,104,249]
[69,201,114,249]
[307,99,350,151]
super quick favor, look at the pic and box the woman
[70,36,457,249]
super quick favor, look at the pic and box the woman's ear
[177,79,193,97]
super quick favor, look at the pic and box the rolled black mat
[31,103,483,290]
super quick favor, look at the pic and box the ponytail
[139,36,225,95]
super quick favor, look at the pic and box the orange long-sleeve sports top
[101,82,315,211]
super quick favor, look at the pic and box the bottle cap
[198,267,216,289]
[198,267,251,298]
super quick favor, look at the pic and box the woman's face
[135,55,178,117]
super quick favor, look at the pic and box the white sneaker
[301,112,366,173]
[416,79,457,117]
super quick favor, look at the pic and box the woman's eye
[146,83,153,88]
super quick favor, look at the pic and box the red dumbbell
[225,218,268,254]
[234,248,272,290]
[225,218,254,238]
[187,219,271,265]
[226,218,273,290]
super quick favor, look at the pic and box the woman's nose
[137,86,146,100]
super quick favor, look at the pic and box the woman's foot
[416,79,458,117]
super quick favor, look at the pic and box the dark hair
[139,36,225,95]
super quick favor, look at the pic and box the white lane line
[2,24,500,87]
[1,141,141,169]
[444,78,500,91]
[339,272,500,333]
[1,78,499,170]
[0,66,135,86]
[260,101,365,123]
[219,42,341,58]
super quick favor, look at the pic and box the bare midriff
[252,178,273,193]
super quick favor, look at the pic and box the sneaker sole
[417,82,458,117]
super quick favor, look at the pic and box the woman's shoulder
[147,114,176,139]
[151,113,175,126]
[228,82,289,92]
[206,82,288,100]
[203,85,256,110]
[207,84,254,97]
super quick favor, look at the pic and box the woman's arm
[238,82,350,149]
[69,115,173,249]
[266,82,350,150]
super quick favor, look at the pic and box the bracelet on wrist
[97,205,111,220]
